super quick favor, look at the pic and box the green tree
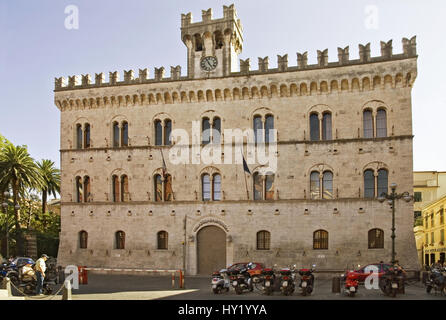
[37,159,60,214]
[0,144,44,255]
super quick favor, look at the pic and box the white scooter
[211,268,230,294]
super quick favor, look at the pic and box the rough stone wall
[55,57,419,273]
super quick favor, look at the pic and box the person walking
[35,254,49,295]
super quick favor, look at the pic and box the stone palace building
[54,5,419,274]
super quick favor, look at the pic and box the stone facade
[54,5,419,273]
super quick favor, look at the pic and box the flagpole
[240,148,250,200]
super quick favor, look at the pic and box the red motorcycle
[298,265,315,296]
[344,270,359,297]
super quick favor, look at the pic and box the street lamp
[378,182,412,264]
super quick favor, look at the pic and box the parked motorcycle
[298,265,316,296]
[261,268,276,295]
[426,266,446,295]
[229,263,254,295]
[279,265,296,296]
[344,270,359,297]
[6,263,53,295]
[211,268,230,294]
[379,264,405,297]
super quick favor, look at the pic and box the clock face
[200,56,218,71]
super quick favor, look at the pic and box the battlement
[181,4,242,31]
[54,36,416,91]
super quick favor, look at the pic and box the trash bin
[332,276,341,293]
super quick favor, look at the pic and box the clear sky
[0,0,445,171]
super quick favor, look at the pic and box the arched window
[75,176,82,203]
[310,113,320,141]
[157,231,168,250]
[265,174,275,200]
[310,171,320,199]
[376,109,387,138]
[202,174,211,201]
[364,170,375,198]
[363,110,373,138]
[154,120,163,146]
[213,117,221,144]
[313,230,328,250]
[368,229,384,249]
[253,172,263,200]
[112,175,120,202]
[164,174,173,201]
[164,120,172,146]
[202,117,211,145]
[253,115,263,144]
[154,173,173,202]
[154,174,162,202]
[115,231,125,249]
[256,230,270,250]
[84,124,90,148]
[113,122,120,147]
[83,176,91,202]
[322,112,332,140]
[377,169,388,198]
[213,174,221,201]
[121,121,129,147]
[76,124,83,149]
[121,175,129,202]
[265,115,274,143]
[79,231,88,249]
[322,171,333,199]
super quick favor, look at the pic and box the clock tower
[181,4,243,79]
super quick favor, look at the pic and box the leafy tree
[37,159,60,214]
[0,144,44,255]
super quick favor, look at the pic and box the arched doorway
[197,225,226,275]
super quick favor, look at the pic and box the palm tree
[0,144,44,255]
[37,159,60,214]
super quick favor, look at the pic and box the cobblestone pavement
[13,273,445,300]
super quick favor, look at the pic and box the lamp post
[378,183,412,265]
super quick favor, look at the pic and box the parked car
[227,262,264,278]
[348,262,393,282]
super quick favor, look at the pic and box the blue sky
[0,0,445,171]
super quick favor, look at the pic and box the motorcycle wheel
[235,287,243,295]
[8,274,19,285]
[302,288,307,296]
[43,286,53,295]
[348,291,356,297]
[391,288,397,298]
[212,288,220,294]
[426,285,433,294]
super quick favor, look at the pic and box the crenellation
[359,43,371,62]
[402,36,417,57]
[95,72,105,85]
[258,56,269,72]
[138,68,148,83]
[297,52,308,69]
[317,49,329,67]
[154,67,165,81]
[240,58,250,73]
[380,40,393,59]
[68,75,80,88]
[277,54,288,72]
[337,46,349,65]
[201,8,212,22]
[109,71,119,85]
[81,74,91,86]
[124,70,134,83]
[170,65,181,80]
